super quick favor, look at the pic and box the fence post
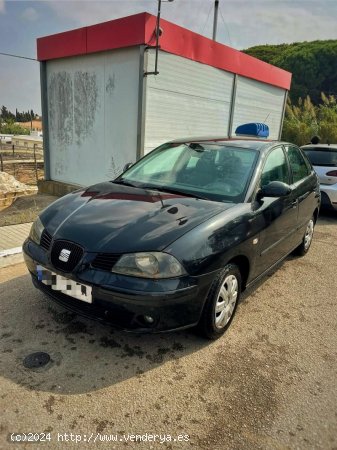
[34,143,38,183]
[0,153,3,172]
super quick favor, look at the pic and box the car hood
[40,182,234,253]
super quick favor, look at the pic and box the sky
[0,0,336,114]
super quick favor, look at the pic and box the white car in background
[301,144,337,211]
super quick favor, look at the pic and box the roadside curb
[0,247,24,268]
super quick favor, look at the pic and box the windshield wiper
[141,186,209,201]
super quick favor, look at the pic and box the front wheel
[197,264,241,340]
[294,216,315,256]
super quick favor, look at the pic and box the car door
[284,145,316,231]
[253,146,298,276]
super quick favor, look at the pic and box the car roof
[301,144,337,150]
[167,136,281,152]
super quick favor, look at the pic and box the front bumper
[23,239,214,333]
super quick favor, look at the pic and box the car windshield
[303,147,337,167]
[117,143,258,203]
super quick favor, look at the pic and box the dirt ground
[0,194,58,226]
[0,212,336,449]
[2,165,44,186]
[0,147,44,186]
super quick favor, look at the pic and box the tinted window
[302,147,337,167]
[285,146,310,183]
[261,147,290,186]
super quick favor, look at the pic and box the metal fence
[0,143,44,185]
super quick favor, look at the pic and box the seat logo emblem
[59,249,71,262]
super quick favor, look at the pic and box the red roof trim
[36,12,147,61]
[37,12,291,90]
[86,13,147,54]
[37,27,87,61]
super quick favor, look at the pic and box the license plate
[36,265,92,303]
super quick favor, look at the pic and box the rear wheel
[197,264,241,340]
[320,191,333,210]
[294,216,315,256]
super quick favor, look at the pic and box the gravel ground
[0,212,336,450]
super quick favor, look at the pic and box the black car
[23,124,320,339]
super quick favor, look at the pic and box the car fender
[164,203,258,278]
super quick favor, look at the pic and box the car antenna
[263,112,271,122]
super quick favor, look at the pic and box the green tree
[244,40,337,104]
[0,117,30,135]
[0,106,38,123]
[0,105,15,122]
[318,93,337,143]
[282,94,337,145]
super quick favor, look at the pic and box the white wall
[232,76,285,140]
[144,50,234,154]
[46,46,287,185]
[46,48,140,186]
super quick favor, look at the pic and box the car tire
[320,192,333,210]
[197,263,241,340]
[294,216,315,256]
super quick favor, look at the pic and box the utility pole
[212,0,219,41]
[144,0,174,76]
[153,0,163,75]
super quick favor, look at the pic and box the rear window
[303,147,337,166]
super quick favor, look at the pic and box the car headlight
[112,252,186,279]
[29,217,44,245]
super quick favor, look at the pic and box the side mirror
[123,162,133,172]
[258,181,291,199]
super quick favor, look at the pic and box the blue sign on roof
[235,123,269,138]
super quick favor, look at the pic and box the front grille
[40,229,52,251]
[51,240,84,272]
[91,253,121,271]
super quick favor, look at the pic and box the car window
[121,143,258,203]
[300,149,313,172]
[285,145,310,183]
[260,146,290,187]
[140,145,185,175]
[302,148,337,167]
